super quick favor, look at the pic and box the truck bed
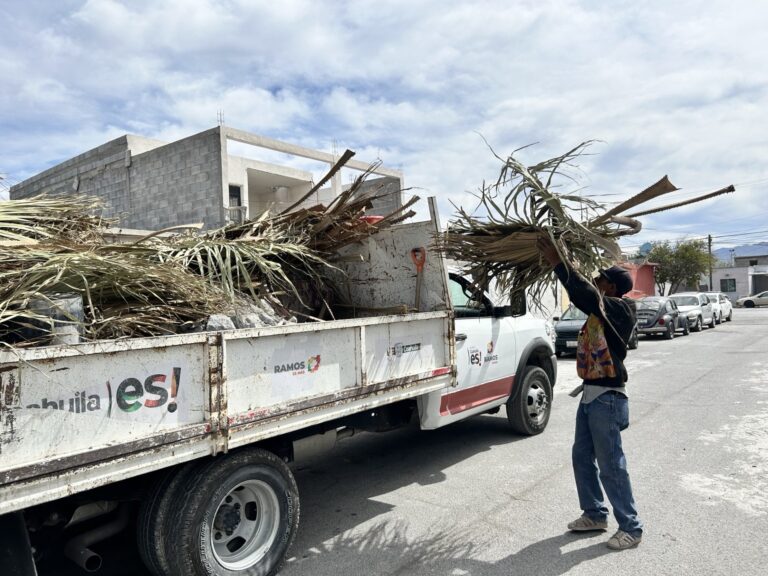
[0,311,452,514]
[0,211,455,515]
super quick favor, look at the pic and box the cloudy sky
[1,0,767,253]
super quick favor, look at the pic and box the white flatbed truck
[0,200,557,576]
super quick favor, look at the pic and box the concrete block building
[10,126,403,231]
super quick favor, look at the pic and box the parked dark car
[636,296,689,339]
[553,304,638,356]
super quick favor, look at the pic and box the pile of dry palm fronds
[0,194,106,246]
[436,141,735,305]
[1,151,415,346]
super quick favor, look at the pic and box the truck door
[418,274,518,429]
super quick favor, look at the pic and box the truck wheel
[137,461,202,576]
[506,366,552,436]
[165,448,299,576]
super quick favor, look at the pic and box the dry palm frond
[0,154,417,345]
[0,194,108,244]
[437,141,734,308]
[203,156,417,313]
[623,184,735,218]
[0,246,228,344]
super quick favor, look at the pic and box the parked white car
[669,292,715,331]
[706,292,733,323]
[735,290,768,308]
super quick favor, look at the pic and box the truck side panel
[0,336,210,484]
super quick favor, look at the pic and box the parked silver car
[706,292,733,323]
[735,290,768,308]
[669,292,715,332]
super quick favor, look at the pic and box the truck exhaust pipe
[64,505,130,572]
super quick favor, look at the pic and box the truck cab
[418,272,556,435]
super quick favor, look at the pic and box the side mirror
[492,305,512,318]
[552,316,560,322]
[510,291,527,317]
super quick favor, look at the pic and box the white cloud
[1,0,767,248]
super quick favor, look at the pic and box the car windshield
[561,306,588,321]
[706,293,719,300]
[638,299,661,311]
[670,296,698,306]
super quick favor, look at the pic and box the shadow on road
[283,413,597,574]
[285,516,612,575]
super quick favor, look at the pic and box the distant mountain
[713,242,768,263]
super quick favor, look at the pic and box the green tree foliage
[647,240,713,295]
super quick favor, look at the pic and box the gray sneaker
[567,515,608,532]
[607,530,642,550]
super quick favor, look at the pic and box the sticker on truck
[23,367,183,417]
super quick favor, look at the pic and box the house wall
[350,176,403,216]
[699,266,747,300]
[624,264,656,298]
[10,129,226,230]
[735,255,768,266]
[237,159,315,217]
[126,127,224,230]
[11,126,403,231]
[10,137,131,203]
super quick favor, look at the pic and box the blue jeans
[573,391,643,536]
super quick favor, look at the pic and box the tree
[647,239,713,295]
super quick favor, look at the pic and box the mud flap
[0,512,38,575]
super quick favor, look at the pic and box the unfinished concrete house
[10,126,403,231]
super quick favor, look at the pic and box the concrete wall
[699,266,747,300]
[735,255,768,266]
[116,127,224,230]
[10,136,130,203]
[348,176,402,216]
[11,126,402,231]
[10,129,225,230]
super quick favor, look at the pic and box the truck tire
[137,461,203,575]
[506,366,552,436]
[164,448,299,576]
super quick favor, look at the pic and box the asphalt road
[40,308,768,576]
[280,307,768,576]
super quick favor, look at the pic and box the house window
[228,185,242,207]
[720,278,736,292]
[749,259,758,266]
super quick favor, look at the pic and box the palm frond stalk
[436,141,734,308]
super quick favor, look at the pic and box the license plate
[566,341,578,348]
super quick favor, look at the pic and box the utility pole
[708,234,713,290]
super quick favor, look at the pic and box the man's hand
[536,236,562,267]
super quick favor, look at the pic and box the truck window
[448,277,489,318]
